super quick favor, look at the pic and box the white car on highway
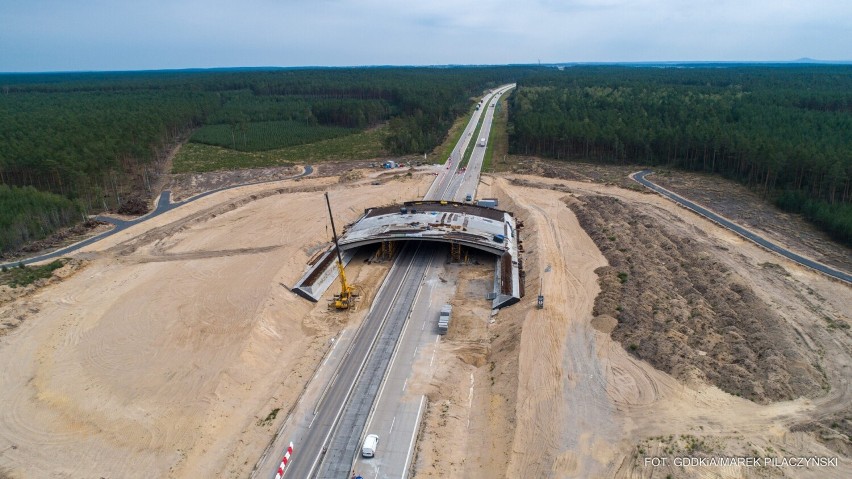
[361,434,379,458]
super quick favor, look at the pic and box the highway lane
[424,90,502,201]
[350,84,514,478]
[350,253,452,479]
[280,244,424,478]
[271,90,495,479]
[316,244,435,478]
[0,165,314,269]
[632,170,852,284]
[272,85,513,479]
[453,84,514,202]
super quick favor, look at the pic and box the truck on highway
[438,304,452,334]
[479,138,486,147]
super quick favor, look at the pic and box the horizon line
[2,59,852,75]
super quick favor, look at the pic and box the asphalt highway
[632,170,851,284]
[349,255,449,479]
[278,244,428,478]
[349,84,514,479]
[274,86,514,479]
[423,91,499,201]
[452,85,513,202]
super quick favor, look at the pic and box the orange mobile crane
[325,192,355,309]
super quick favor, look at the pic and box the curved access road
[631,170,852,284]
[1,165,313,268]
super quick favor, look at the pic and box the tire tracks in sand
[500,174,852,478]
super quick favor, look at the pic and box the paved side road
[631,170,852,284]
[1,166,313,268]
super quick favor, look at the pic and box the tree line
[0,184,80,256]
[508,66,852,246]
[0,66,534,254]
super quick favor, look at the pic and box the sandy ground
[411,173,615,478]
[500,175,851,478]
[410,172,851,479]
[409,258,509,478]
[0,169,433,478]
[2,162,849,479]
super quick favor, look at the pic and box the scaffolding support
[450,242,462,263]
[373,240,396,262]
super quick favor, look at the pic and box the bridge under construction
[292,198,524,309]
[259,84,518,479]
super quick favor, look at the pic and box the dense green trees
[3,65,849,252]
[508,66,852,245]
[0,67,530,254]
[0,185,80,256]
[0,90,212,213]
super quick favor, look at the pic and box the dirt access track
[0,164,850,479]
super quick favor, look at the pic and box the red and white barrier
[274,442,294,479]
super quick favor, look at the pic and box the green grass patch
[431,104,477,165]
[483,91,511,172]
[1,259,66,288]
[257,407,281,426]
[173,127,388,173]
[191,120,355,152]
[460,106,488,169]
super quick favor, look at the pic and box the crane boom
[324,192,354,309]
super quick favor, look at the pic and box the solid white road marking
[320,338,338,368]
[402,396,426,479]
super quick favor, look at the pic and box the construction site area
[1,87,851,479]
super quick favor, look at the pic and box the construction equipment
[438,304,452,334]
[537,278,544,309]
[325,192,355,310]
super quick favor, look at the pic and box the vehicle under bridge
[292,199,524,309]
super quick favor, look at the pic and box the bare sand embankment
[2,163,849,479]
[413,171,850,479]
[0,168,434,478]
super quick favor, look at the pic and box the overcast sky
[1,0,850,72]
